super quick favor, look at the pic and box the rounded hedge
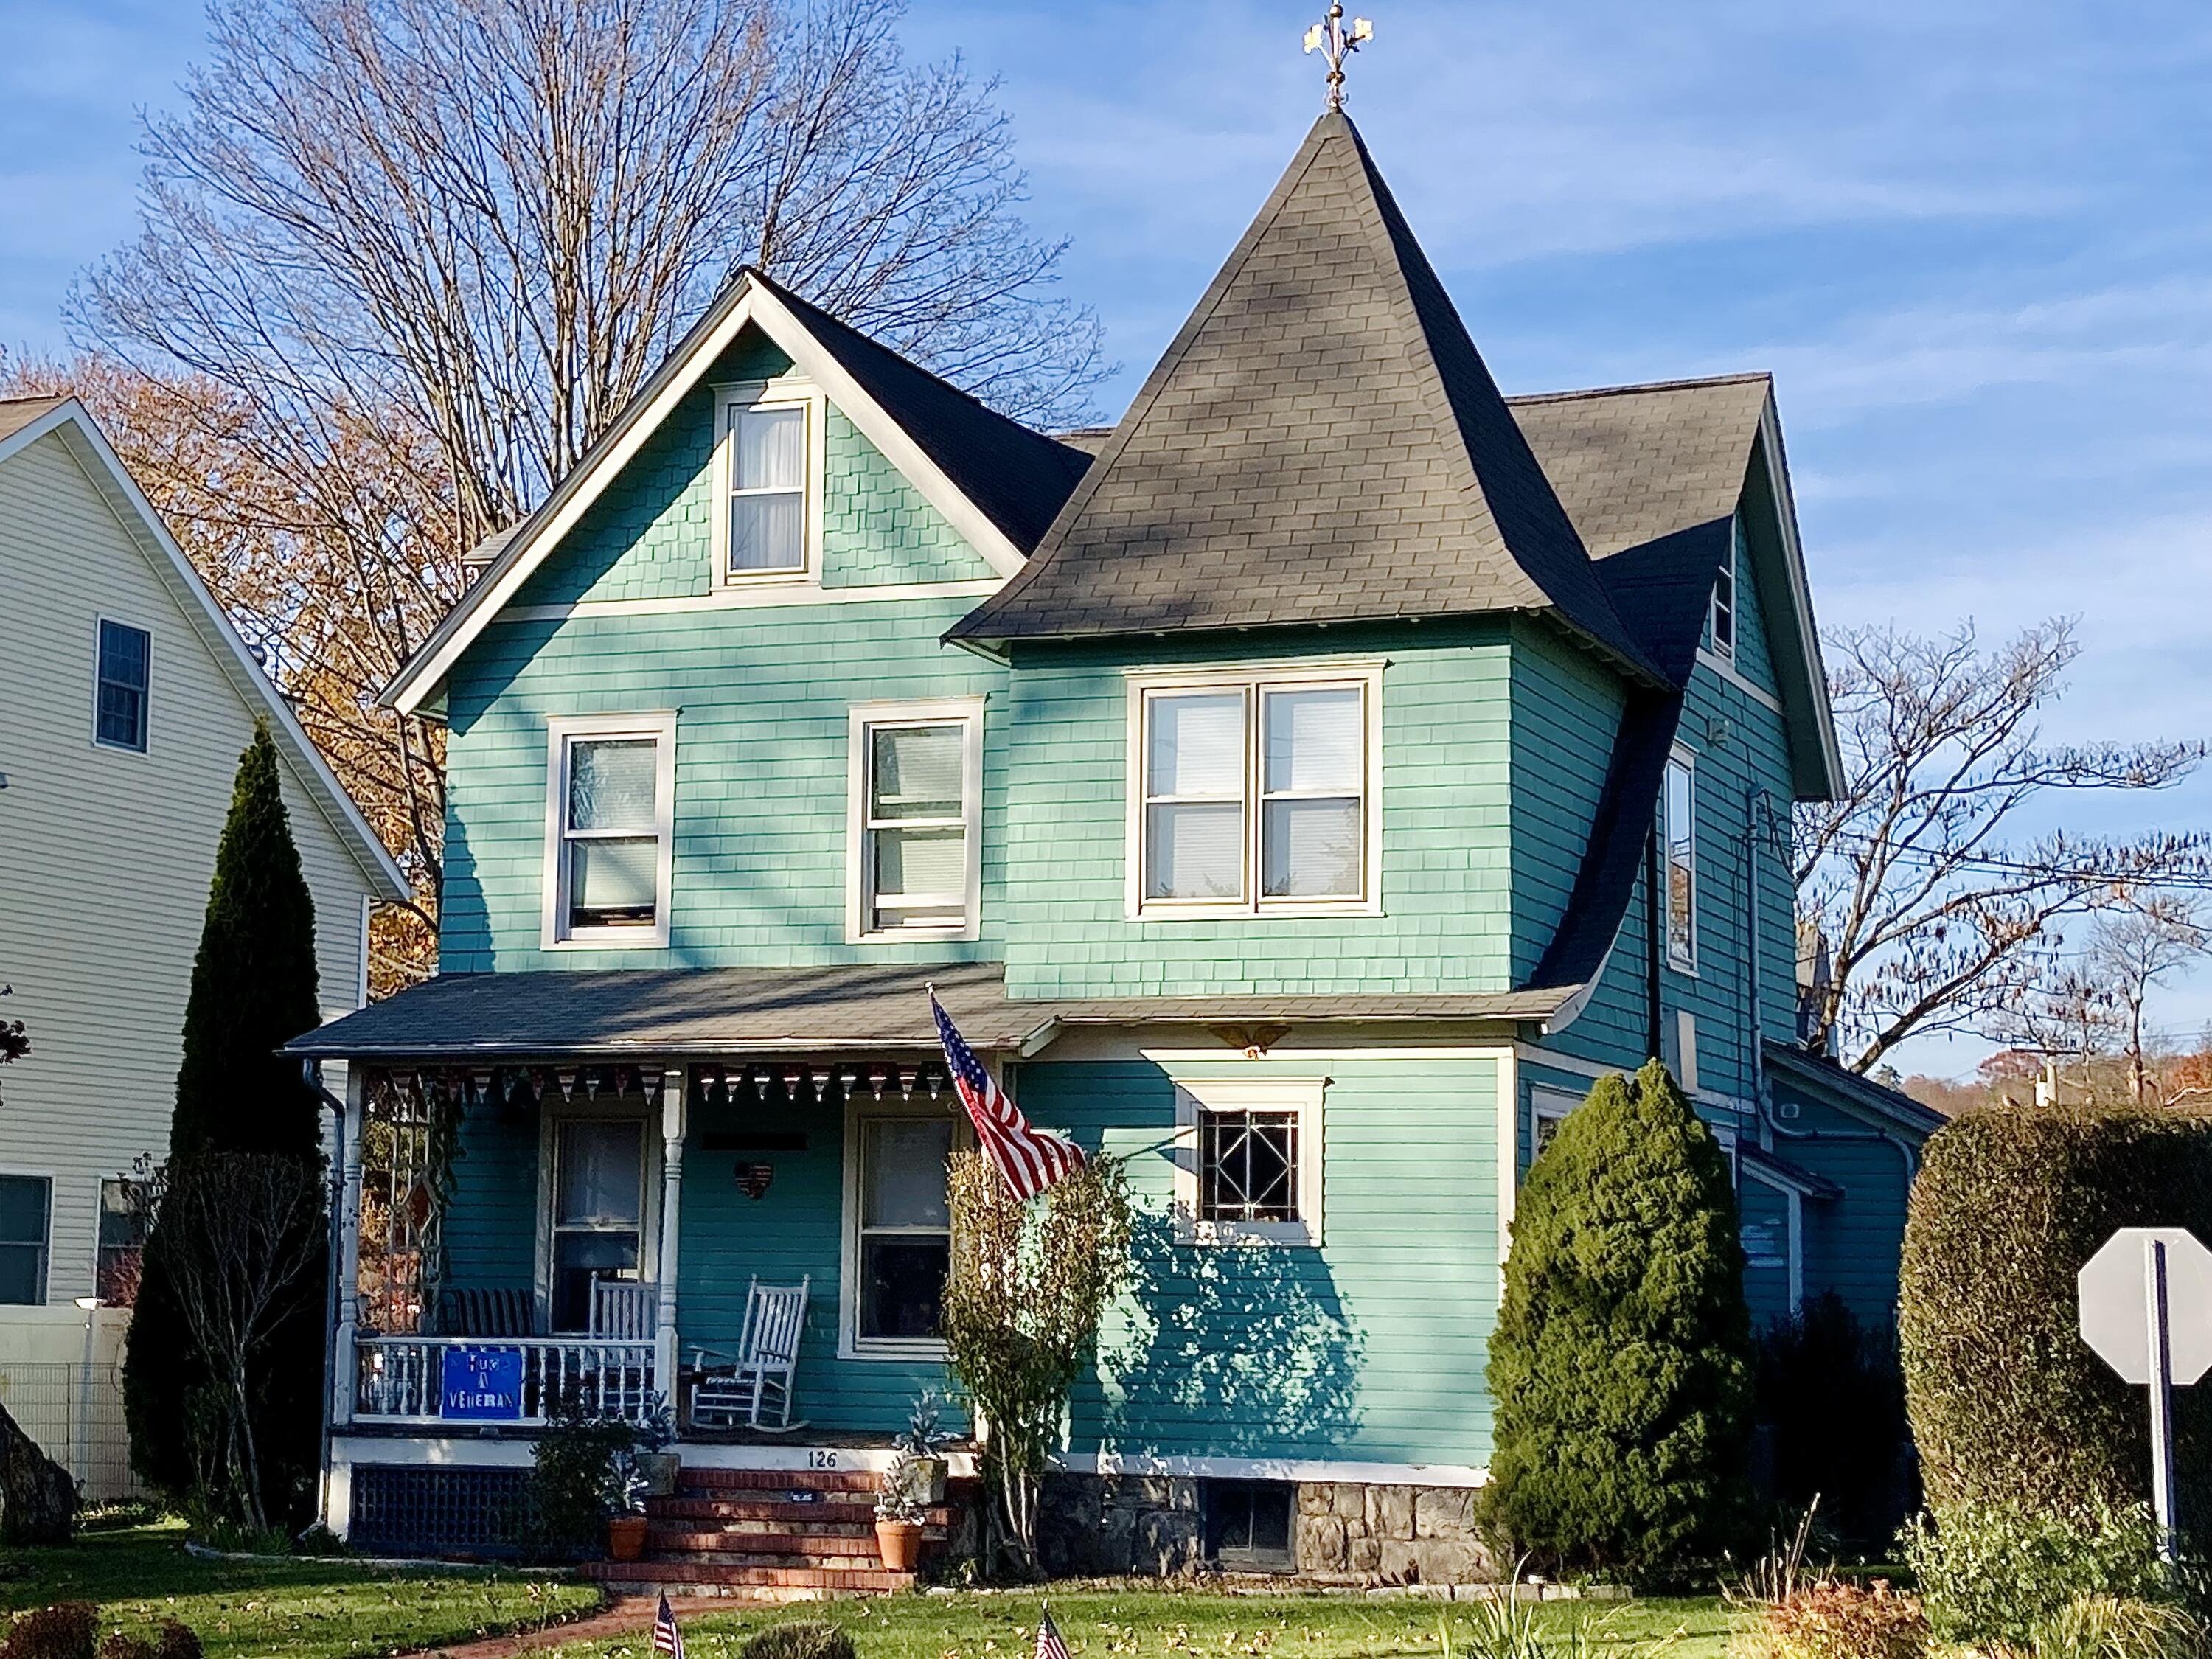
[1481,1059,1755,1576]
[1899,1099,2212,1534]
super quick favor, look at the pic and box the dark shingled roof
[286,961,1571,1059]
[950,112,1662,684]
[757,272,1092,555]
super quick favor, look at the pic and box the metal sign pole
[2147,1236,2180,1562]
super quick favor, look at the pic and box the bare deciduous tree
[60,0,1109,978]
[158,1155,326,1533]
[1795,619,2209,1074]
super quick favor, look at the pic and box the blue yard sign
[440,1346,524,1421]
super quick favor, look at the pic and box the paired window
[1663,753,1697,972]
[0,1177,50,1306]
[848,1113,955,1351]
[1133,670,1377,916]
[94,619,150,751]
[717,383,820,582]
[1173,1077,1324,1246]
[544,714,676,948]
[549,1118,646,1333]
[97,1177,153,1307]
[848,703,984,940]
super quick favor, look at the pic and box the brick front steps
[580,1467,950,1601]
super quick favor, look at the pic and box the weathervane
[1303,3,1374,111]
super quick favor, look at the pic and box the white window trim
[838,1087,963,1360]
[1124,662,1384,922]
[1172,1076,1326,1248]
[1663,746,1697,975]
[541,712,678,950]
[1709,534,1737,662]
[90,614,152,755]
[1529,1084,1582,1164]
[534,1103,662,1335]
[711,376,827,588]
[0,1169,55,1307]
[845,698,986,944]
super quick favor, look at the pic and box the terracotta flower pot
[608,1512,650,1562]
[874,1517,924,1571]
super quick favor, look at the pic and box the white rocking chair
[689,1275,810,1432]
[588,1275,659,1341]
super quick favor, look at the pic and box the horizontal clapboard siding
[0,430,375,1304]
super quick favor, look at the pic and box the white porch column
[332,1064,367,1431]
[655,1070,686,1405]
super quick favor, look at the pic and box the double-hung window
[97,1176,153,1306]
[0,1177,51,1305]
[717,383,818,581]
[1173,1077,1324,1246]
[848,702,983,941]
[544,714,676,948]
[94,619,150,751]
[549,1118,646,1333]
[1663,752,1697,972]
[848,1114,955,1348]
[1132,667,1379,917]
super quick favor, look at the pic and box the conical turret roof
[953,111,1660,681]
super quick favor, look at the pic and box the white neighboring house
[0,397,406,1467]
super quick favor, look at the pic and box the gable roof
[0,397,408,902]
[947,111,1662,684]
[386,269,1091,716]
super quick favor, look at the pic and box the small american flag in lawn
[1036,1605,1071,1659]
[652,1593,685,1658]
[931,990,1084,1201]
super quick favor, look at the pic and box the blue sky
[7,0,2211,1074]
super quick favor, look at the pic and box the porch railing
[352,1335,658,1428]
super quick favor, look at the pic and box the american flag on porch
[652,1593,685,1658]
[930,989,1084,1201]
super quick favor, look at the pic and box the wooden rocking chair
[689,1276,810,1431]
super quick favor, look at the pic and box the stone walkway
[400,1596,671,1658]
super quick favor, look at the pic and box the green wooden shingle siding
[997,624,1516,1000]
[1507,622,1625,985]
[1022,1054,1505,1469]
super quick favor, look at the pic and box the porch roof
[287,962,1571,1060]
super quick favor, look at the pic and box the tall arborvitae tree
[1481,1060,1756,1579]
[125,725,328,1527]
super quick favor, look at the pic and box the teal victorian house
[296,112,1938,1585]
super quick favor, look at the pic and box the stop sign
[2078,1228,2212,1385]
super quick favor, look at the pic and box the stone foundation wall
[1037,1474,1496,1585]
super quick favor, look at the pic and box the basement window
[1203,1481,1294,1571]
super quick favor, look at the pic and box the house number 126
[807,1450,838,1470]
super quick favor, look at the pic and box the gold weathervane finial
[1303,3,1374,111]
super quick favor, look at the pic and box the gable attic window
[543,713,677,949]
[847,700,984,942]
[1127,665,1382,919]
[1709,535,1736,659]
[1663,751,1697,973]
[715,380,824,582]
[94,618,150,751]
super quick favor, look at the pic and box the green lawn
[543,1588,1731,1659]
[0,1523,602,1659]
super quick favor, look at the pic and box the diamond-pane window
[1197,1108,1300,1224]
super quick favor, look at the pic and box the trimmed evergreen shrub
[738,1624,855,1659]
[123,726,327,1529]
[1481,1059,1756,1578]
[1897,1099,2212,1530]
[1756,1293,1913,1550]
